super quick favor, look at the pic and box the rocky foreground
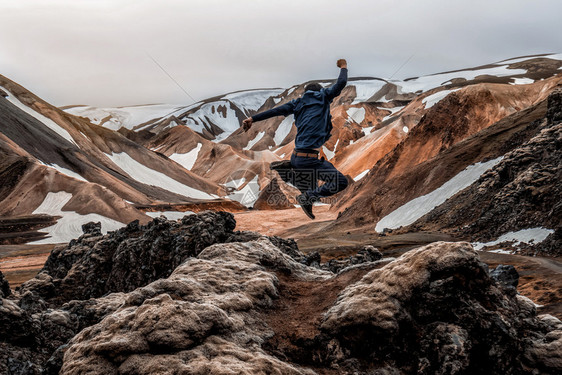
[1,212,561,374]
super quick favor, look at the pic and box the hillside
[1,54,562,375]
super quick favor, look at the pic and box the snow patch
[545,53,562,61]
[40,162,87,182]
[65,103,192,131]
[2,86,77,145]
[274,115,294,145]
[487,249,514,254]
[375,157,503,232]
[382,106,405,121]
[398,66,527,94]
[244,131,265,150]
[182,101,240,141]
[422,89,460,109]
[225,177,246,188]
[227,175,259,207]
[363,126,375,135]
[323,145,335,160]
[511,77,535,85]
[347,107,366,124]
[472,227,554,250]
[30,192,124,244]
[353,169,370,181]
[351,80,387,104]
[222,89,283,115]
[169,143,202,170]
[106,152,215,200]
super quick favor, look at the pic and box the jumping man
[242,59,349,219]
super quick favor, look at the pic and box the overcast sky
[1,0,561,107]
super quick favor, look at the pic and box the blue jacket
[252,68,348,149]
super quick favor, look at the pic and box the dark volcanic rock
[2,212,316,374]
[320,242,562,374]
[3,216,562,374]
[0,270,10,298]
[323,245,384,273]
[80,221,101,236]
[19,211,238,304]
[490,264,519,292]
[413,89,562,256]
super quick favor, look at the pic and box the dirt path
[0,208,559,320]
[262,266,379,373]
[234,205,337,237]
[237,208,561,319]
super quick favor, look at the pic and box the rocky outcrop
[19,211,238,304]
[320,242,562,374]
[411,89,562,255]
[0,212,321,374]
[0,270,10,298]
[59,238,329,375]
[2,215,561,374]
[322,245,383,273]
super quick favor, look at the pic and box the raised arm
[324,59,348,101]
[243,100,296,131]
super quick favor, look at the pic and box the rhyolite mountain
[1,54,562,374]
[1,53,561,250]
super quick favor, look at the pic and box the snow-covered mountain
[0,75,244,244]
[1,53,561,247]
[64,88,285,140]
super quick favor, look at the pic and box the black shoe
[296,194,315,220]
[270,160,293,171]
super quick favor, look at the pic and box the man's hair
[304,82,323,92]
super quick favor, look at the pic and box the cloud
[0,0,560,106]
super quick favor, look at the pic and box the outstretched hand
[337,59,347,69]
[242,117,253,132]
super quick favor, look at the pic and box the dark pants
[289,154,348,200]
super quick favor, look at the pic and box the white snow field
[244,131,266,150]
[375,157,503,232]
[65,103,192,131]
[472,227,555,250]
[30,192,124,244]
[169,143,202,170]
[106,152,216,200]
[39,162,88,182]
[2,86,77,145]
[353,169,370,181]
[323,145,335,160]
[397,65,527,94]
[274,115,294,145]
[350,80,387,104]
[222,89,283,115]
[511,78,535,85]
[422,89,461,109]
[182,101,240,141]
[227,175,260,207]
[346,107,366,124]
[145,211,194,220]
[382,106,405,122]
